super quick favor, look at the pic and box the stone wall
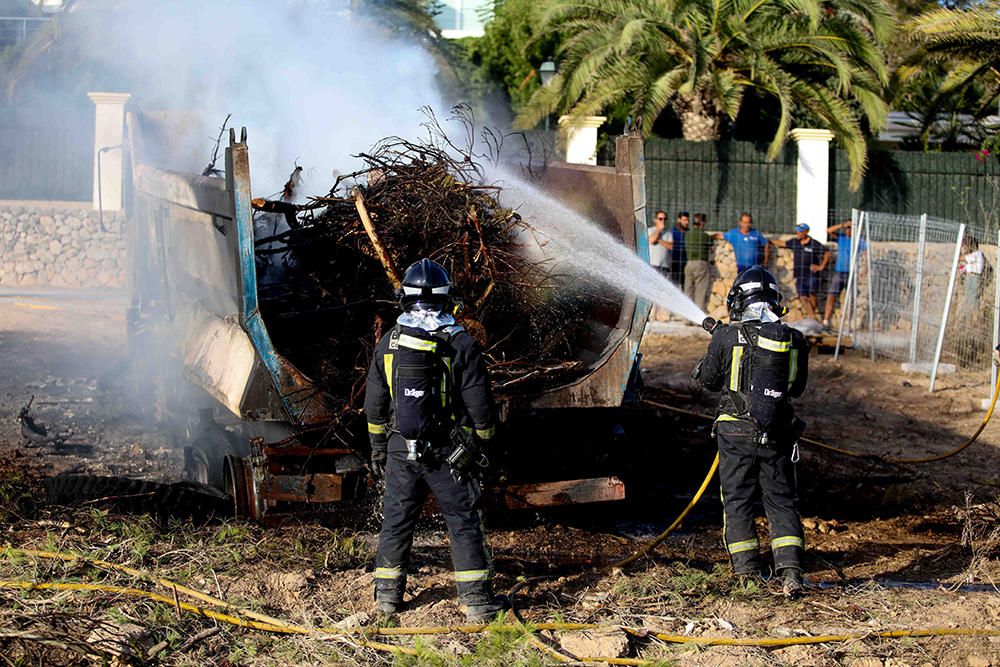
[0,203,125,288]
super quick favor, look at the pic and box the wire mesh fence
[841,209,998,392]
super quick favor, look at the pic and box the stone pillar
[558,115,606,165]
[790,128,833,244]
[87,92,131,212]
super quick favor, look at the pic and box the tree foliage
[904,0,1000,123]
[514,0,894,189]
[461,0,559,111]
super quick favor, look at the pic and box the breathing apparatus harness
[384,259,486,478]
[703,265,806,450]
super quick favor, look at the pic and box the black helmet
[399,258,451,311]
[726,265,784,320]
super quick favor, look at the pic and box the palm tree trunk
[675,91,721,141]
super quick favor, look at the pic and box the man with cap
[774,224,829,321]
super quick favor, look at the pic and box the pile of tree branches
[253,108,601,417]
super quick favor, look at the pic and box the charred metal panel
[528,133,651,408]
[227,134,336,427]
[181,306,257,416]
[125,115,334,426]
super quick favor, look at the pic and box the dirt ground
[0,290,998,666]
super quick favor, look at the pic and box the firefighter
[364,258,504,621]
[692,265,810,596]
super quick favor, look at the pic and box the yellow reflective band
[368,422,386,435]
[476,426,495,440]
[758,336,791,353]
[374,567,404,579]
[397,334,437,352]
[788,348,799,389]
[771,536,804,550]
[727,539,760,554]
[441,357,451,407]
[454,569,490,582]
[729,346,743,391]
[384,353,394,398]
[715,414,741,422]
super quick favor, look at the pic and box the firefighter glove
[370,445,387,479]
[447,427,487,480]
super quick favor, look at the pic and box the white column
[88,92,131,211]
[790,128,833,244]
[558,115,606,166]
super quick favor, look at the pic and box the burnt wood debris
[250,108,609,428]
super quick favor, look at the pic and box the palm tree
[515,0,893,188]
[905,1,1000,122]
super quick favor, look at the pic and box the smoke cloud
[66,0,449,194]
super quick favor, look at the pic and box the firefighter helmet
[399,258,451,311]
[726,264,783,320]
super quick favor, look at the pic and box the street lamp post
[539,60,556,132]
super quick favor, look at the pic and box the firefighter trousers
[716,419,804,574]
[375,449,493,605]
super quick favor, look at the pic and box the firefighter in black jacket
[364,258,504,621]
[692,265,810,596]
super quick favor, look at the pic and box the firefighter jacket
[694,320,809,428]
[364,323,497,453]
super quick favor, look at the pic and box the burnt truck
[123,112,653,520]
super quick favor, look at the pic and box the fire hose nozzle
[702,317,719,333]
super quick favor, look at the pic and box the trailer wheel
[223,455,256,519]
[183,427,242,489]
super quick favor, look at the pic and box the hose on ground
[644,366,1000,465]
[611,452,720,569]
[0,576,996,664]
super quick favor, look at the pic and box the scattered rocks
[558,629,631,660]
[0,205,124,288]
[967,656,993,667]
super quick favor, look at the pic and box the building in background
[435,0,491,38]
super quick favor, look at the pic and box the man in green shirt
[684,213,713,313]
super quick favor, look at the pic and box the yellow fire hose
[611,453,720,569]
[644,366,1000,465]
[0,573,996,664]
[2,378,996,662]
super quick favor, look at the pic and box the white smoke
[68,0,448,194]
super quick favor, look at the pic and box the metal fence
[837,209,998,392]
[0,121,93,201]
[0,16,49,48]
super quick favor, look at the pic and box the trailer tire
[183,427,243,490]
[44,475,231,519]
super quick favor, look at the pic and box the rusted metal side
[126,115,335,427]
[528,132,651,408]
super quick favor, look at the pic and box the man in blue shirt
[715,213,770,274]
[823,219,867,328]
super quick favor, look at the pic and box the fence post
[850,208,861,341]
[992,230,1000,402]
[929,223,965,392]
[865,212,876,361]
[909,213,928,364]
[834,209,865,360]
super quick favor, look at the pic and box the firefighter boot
[459,580,507,622]
[780,568,803,598]
[374,570,406,615]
